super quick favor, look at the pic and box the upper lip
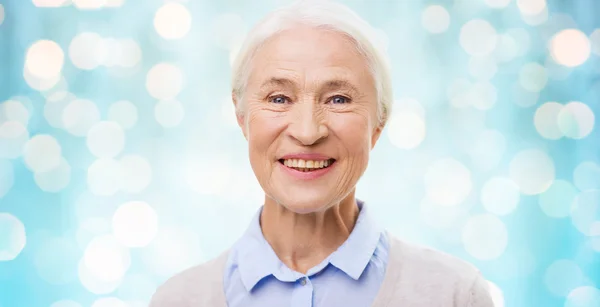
[279,153,334,161]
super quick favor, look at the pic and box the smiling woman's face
[236,25,382,214]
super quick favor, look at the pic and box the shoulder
[149,250,230,307]
[385,235,493,306]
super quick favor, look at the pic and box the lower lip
[277,161,336,180]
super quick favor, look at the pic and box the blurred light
[521,6,548,26]
[462,214,508,260]
[534,102,564,140]
[424,158,472,206]
[62,98,101,136]
[573,161,600,191]
[571,189,600,236]
[155,100,185,127]
[545,56,572,80]
[146,63,183,100]
[545,259,585,297]
[25,40,64,79]
[45,92,75,129]
[141,226,204,277]
[76,217,112,250]
[1,99,30,125]
[154,2,192,40]
[468,129,506,171]
[565,286,600,307]
[23,134,62,173]
[0,213,26,261]
[33,237,79,285]
[539,180,578,218]
[447,78,471,108]
[78,259,122,294]
[108,100,138,130]
[212,13,247,50]
[469,81,497,110]
[86,121,125,158]
[421,5,450,34]
[34,158,71,192]
[112,201,158,248]
[0,121,29,159]
[485,0,511,8]
[118,155,152,193]
[487,281,505,307]
[591,29,600,56]
[394,98,426,119]
[186,155,232,195]
[0,160,14,198]
[105,0,125,7]
[102,38,121,67]
[591,223,600,253]
[459,19,498,56]
[507,28,531,57]
[117,273,157,302]
[494,33,519,62]
[50,300,82,307]
[387,111,426,149]
[83,235,131,282]
[557,102,595,139]
[69,32,107,70]
[481,177,520,216]
[23,67,61,91]
[87,158,122,196]
[550,29,591,67]
[509,149,555,195]
[0,4,4,25]
[32,0,69,7]
[468,56,497,80]
[519,62,548,92]
[517,0,546,15]
[91,297,128,307]
[513,83,539,108]
[72,0,101,9]
[420,196,468,230]
[116,39,142,68]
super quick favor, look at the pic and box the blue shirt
[223,200,390,307]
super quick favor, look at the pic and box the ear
[232,92,248,140]
[371,122,384,149]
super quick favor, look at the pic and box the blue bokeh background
[1,0,599,306]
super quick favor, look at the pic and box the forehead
[247,25,374,89]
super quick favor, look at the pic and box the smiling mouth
[278,158,336,172]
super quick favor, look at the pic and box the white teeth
[282,158,333,169]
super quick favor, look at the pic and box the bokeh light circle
[78,258,122,294]
[155,100,185,127]
[69,32,106,70]
[534,102,564,140]
[424,158,472,206]
[459,19,498,56]
[571,189,600,236]
[146,63,183,100]
[83,235,131,282]
[421,5,450,34]
[34,157,71,192]
[23,134,62,173]
[25,40,64,79]
[62,98,101,136]
[108,100,138,130]
[468,56,497,80]
[557,101,595,139]
[469,81,497,110]
[591,29,600,56]
[550,29,591,67]
[112,201,158,248]
[141,226,204,277]
[519,62,548,92]
[86,121,126,158]
[0,213,26,261]
[485,0,511,8]
[544,259,585,297]
[387,111,426,149]
[0,160,14,198]
[154,2,192,40]
[0,121,29,159]
[118,155,153,193]
[573,161,600,191]
[509,149,555,195]
[565,286,600,307]
[34,237,79,285]
[1,99,30,125]
[539,180,578,218]
[212,13,247,50]
[87,158,122,196]
[468,129,506,171]
[462,214,508,260]
[517,0,547,15]
[481,177,520,216]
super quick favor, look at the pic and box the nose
[287,101,328,146]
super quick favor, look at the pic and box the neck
[260,192,359,274]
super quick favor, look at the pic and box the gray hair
[230,0,393,126]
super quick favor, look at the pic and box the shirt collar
[235,199,382,292]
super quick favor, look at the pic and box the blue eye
[270,95,289,104]
[330,96,350,104]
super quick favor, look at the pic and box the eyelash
[268,95,352,104]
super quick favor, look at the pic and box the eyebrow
[259,77,360,94]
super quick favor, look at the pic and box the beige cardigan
[150,233,494,306]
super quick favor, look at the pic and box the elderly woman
[150,1,493,306]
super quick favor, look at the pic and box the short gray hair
[230,0,393,126]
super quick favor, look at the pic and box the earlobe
[371,124,383,149]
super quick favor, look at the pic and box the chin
[273,194,338,214]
